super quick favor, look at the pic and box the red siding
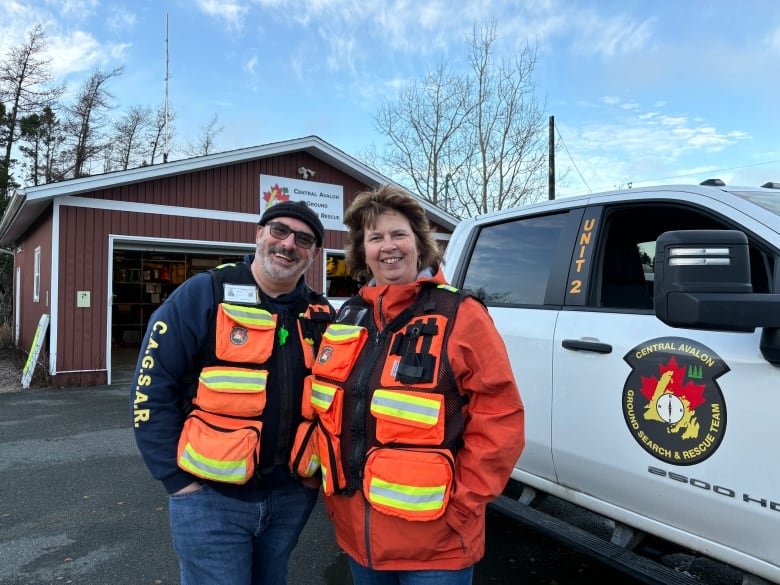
[15,210,53,352]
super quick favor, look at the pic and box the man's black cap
[259,201,324,247]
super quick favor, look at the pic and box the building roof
[0,135,458,246]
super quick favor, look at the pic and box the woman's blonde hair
[344,185,442,281]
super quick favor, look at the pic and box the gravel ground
[0,348,42,393]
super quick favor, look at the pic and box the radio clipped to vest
[298,303,334,368]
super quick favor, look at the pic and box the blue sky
[2,0,779,197]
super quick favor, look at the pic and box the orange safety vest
[178,265,333,485]
[290,285,466,521]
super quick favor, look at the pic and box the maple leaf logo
[262,183,290,207]
[640,356,706,439]
[640,356,706,407]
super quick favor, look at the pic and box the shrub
[0,322,12,349]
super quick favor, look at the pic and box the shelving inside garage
[112,250,243,347]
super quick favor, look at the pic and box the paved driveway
[0,385,629,585]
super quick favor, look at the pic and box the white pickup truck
[442,181,780,584]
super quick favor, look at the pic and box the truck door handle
[561,339,613,354]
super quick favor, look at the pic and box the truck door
[551,198,780,570]
[455,207,584,487]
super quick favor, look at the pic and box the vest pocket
[370,389,444,446]
[319,429,346,495]
[289,419,321,478]
[194,367,268,417]
[305,377,344,436]
[312,324,367,381]
[363,447,454,522]
[177,412,262,485]
[216,303,277,363]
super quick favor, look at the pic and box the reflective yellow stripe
[437,284,458,293]
[368,477,446,511]
[321,462,330,492]
[371,389,440,426]
[303,454,321,476]
[221,304,275,328]
[179,442,247,482]
[323,324,363,342]
[311,381,336,410]
[200,369,267,392]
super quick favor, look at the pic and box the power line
[554,125,592,194]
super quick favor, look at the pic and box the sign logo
[262,182,290,208]
[622,337,729,465]
[317,346,333,365]
[230,326,249,345]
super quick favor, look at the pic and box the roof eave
[0,190,31,247]
[4,135,459,238]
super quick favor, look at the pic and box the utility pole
[163,13,169,164]
[548,115,555,200]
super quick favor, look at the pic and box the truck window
[595,204,775,310]
[461,213,571,306]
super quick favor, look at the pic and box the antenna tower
[163,13,169,163]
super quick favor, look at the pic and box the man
[132,201,334,585]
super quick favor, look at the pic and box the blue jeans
[168,482,318,585]
[348,558,474,585]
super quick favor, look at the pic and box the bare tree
[185,114,222,157]
[148,104,175,165]
[65,67,123,178]
[457,23,548,216]
[0,24,64,195]
[111,105,152,170]
[372,21,548,218]
[374,62,474,210]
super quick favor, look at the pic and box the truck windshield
[733,191,780,217]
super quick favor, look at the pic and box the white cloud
[767,25,780,53]
[244,54,258,76]
[659,115,688,128]
[0,2,48,53]
[45,0,99,19]
[570,11,655,58]
[195,0,249,31]
[556,97,754,194]
[106,6,137,33]
[47,30,107,76]
[324,35,356,74]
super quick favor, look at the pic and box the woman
[292,185,525,584]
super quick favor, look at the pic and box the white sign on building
[259,174,345,232]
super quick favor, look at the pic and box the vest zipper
[276,310,293,468]
[348,295,388,491]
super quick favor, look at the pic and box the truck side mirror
[654,230,780,333]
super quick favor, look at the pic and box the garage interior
[111,249,244,382]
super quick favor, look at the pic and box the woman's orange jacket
[323,268,525,570]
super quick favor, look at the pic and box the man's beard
[260,243,310,281]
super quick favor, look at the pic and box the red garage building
[0,136,456,387]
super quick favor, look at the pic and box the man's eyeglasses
[265,221,318,249]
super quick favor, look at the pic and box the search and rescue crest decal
[622,337,728,465]
[230,326,248,345]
